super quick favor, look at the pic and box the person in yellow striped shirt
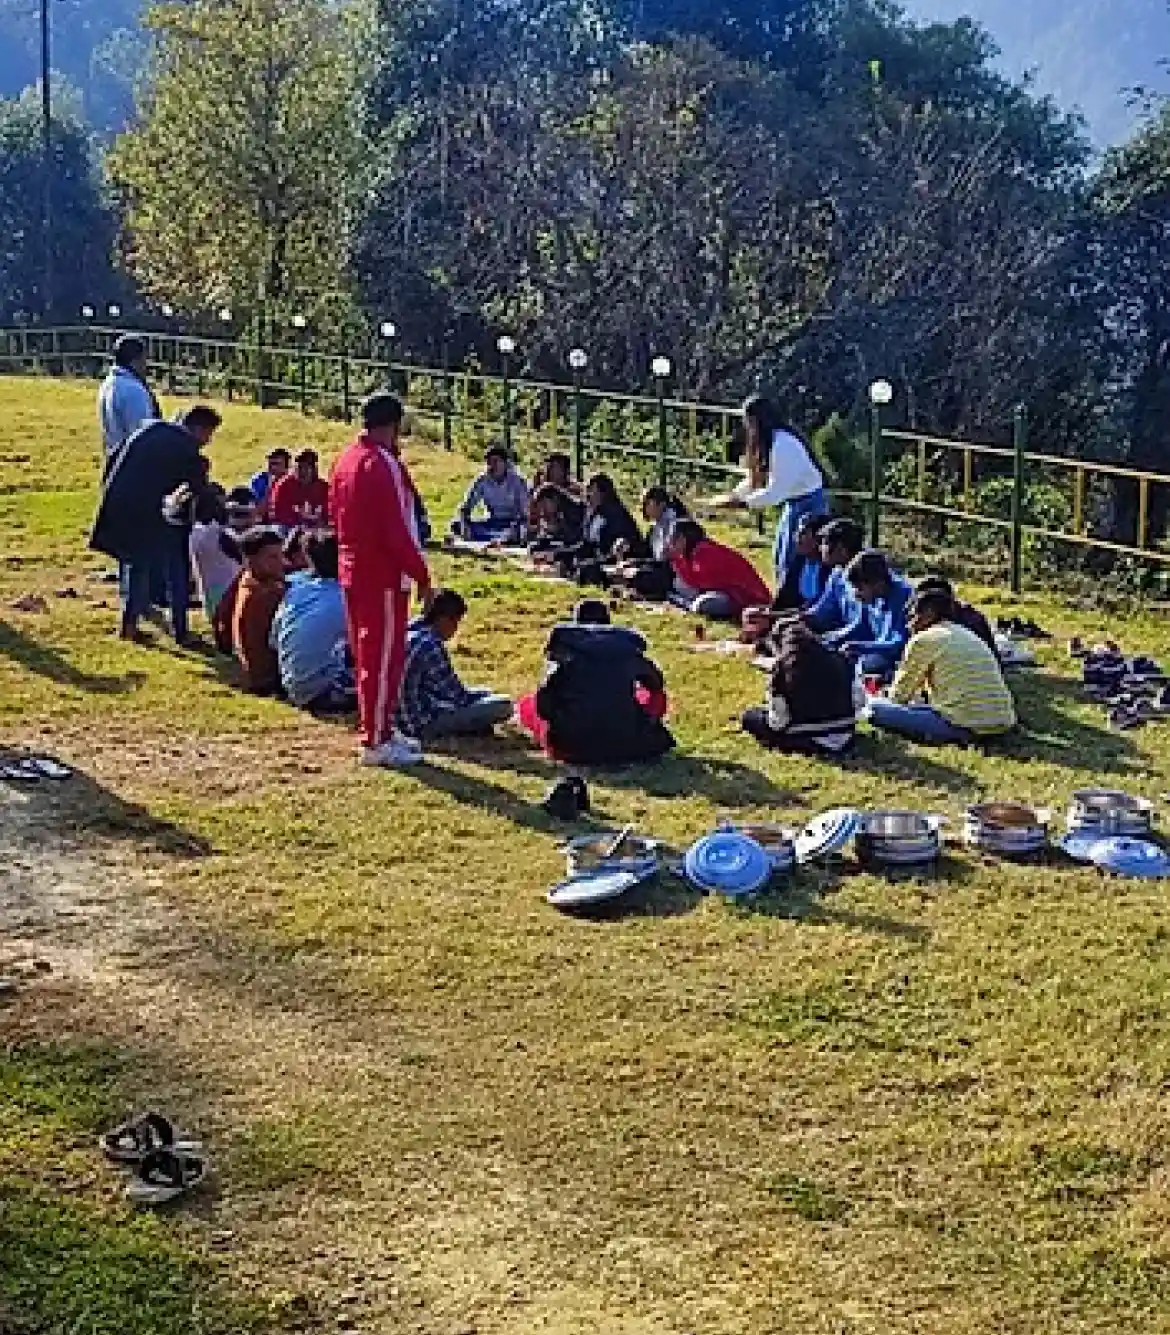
[867,588,1016,744]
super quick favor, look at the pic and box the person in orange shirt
[231,528,287,694]
[329,393,432,767]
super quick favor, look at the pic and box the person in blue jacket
[805,548,913,680]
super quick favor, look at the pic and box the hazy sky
[898,0,1170,146]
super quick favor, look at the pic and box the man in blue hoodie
[805,548,913,679]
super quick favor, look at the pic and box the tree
[0,83,122,321]
[107,0,369,332]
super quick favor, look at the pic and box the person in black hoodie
[90,405,221,643]
[517,600,674,766]
[553,473,645,582]
[528,483,586,557]
[742,619,862,756]
[611,486,690,601]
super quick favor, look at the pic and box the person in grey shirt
[97,335,160,461]
[451,444,531,541]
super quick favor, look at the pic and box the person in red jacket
[269,449,330,529]
[668,519,772,621]
[330,394,432,767]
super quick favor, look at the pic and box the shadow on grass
[426,730,806,813]
[0,761,211,858]
[849,734,977,794]
[1002,673,1142,775]
[0,620,147,696]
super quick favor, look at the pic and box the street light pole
[651,356,672,487]
[868,379,894,548]
[497,335,515,454]
[568,348,588,480]
[40,0,52,321]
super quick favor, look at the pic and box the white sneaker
[360,739,423,768]
[392,730,423,754]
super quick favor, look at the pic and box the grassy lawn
[3,373,1170,1333]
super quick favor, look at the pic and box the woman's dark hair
[742,394,807,449]
[227,485,257,507]
[911,590,953,623]
[798,511,832,539]
[775,620,852,719]
[423,588,469,623]
[845,550,892,589]
[485,444,510,464]
[194,487,227,526]
[916,574,953,598]
[306,530,340,581]
[670,518,706,559]
[240,526,282,558]
[820,517,864,560]
[179,404,222,433]
[534,482,571,512]
[573,598,611,626]
[543,452,572,478]
[586,472,619,506]
[642,485,688,518]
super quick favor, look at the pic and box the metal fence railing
[4,324,1170,592]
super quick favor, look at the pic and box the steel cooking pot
[855,811,943,868]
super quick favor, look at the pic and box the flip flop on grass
[124,1148,207,1206]
[100,1112,202,1165]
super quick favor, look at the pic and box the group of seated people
[185,436,1016,769]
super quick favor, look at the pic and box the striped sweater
[889,622,1016,733]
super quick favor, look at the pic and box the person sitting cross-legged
[807,548,913,680]
[516,599,674,766]
[668,519,772,622]
[452,445,531,542]
[867,588,1017,745]
[271,530,354,713]
[395,589,514,742]
[742,619,864,756]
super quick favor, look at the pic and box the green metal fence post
[341,337,352,423]
[1010,404,1027,595]
[868,404,883,548]
[441,331,453,451]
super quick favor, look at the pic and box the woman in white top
[704,395,827,585]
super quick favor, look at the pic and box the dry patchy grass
[3,375,1170,1333]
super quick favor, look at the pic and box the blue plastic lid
[1058,832,1104,863]
[684,832,773,897]
[1088,837,1170,880]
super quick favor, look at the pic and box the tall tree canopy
[107,0,369,331]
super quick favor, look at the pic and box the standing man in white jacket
[703,394,828,587]
[97,336,161,463]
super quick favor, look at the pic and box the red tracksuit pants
[343,582,411,749]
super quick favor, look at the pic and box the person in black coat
[553,473,646,582]
[742,619,861,756]
[531,600,674,766]
[90,405,222,643]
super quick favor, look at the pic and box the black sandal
[125,1147,206,1205]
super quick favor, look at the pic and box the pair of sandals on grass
[100,1112,206,1205]
[0,754,73,783]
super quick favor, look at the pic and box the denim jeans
[867,699,972,745]
[119,558,155,623]
[773,488,829,584]
[422,690,514,738]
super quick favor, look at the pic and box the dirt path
[1,784,791,1335]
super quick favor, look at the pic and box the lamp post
[868,378,893,547]
[160,303,176,390]
[568,348,588,480]
[651,355,672,487]
[378,318,397,380]
[292,313,308,414]
[39,0,52,321]
[497,334,516,453]
[107,303,121,322]
[218,308,234,399]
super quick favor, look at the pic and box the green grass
[4,374,1170,1333]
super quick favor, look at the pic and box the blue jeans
[774,488,829,584]
[119,558,155,624]
[422,690,514,738]
[160,526,192,642]
[867,699,972,745]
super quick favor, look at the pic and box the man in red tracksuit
[331,393,432,767]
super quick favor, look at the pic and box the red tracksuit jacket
[330,435,429,592]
